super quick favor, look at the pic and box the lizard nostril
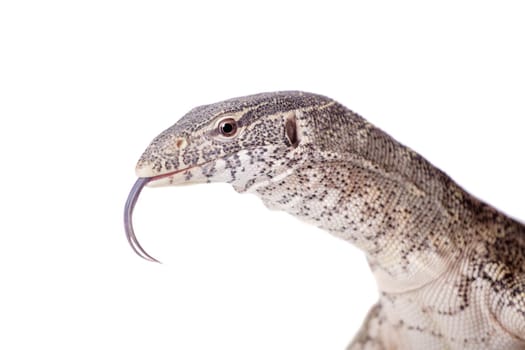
[162,138,187,157]
[175,138,187,149]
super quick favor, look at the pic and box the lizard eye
[218,118,238,137]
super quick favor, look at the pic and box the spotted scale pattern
[134,91,525,349]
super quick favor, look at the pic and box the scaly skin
[129,91,525,349]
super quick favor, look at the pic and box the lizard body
[125,91,525,349]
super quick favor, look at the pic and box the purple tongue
[124,177,161,263]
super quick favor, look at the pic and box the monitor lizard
[124,91,525,349]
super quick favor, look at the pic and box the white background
[1,1,524,349]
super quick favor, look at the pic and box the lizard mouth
[123,164,205,263]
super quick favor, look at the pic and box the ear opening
[285,114,299,148]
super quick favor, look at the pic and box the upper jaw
[135,159,221,187]
[136,165,199,187]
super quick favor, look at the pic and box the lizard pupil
[219,118,237,137]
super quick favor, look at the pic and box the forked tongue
[124,177,161,263]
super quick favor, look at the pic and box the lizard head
[125,91,334,262]
[135,91,333,190]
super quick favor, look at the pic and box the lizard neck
[251,155,465,293]
[251,104,480,293]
